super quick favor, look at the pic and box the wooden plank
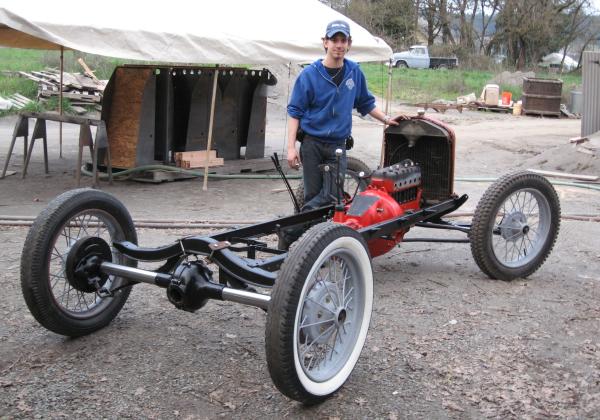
[106,67,153,168]
[40,91,101,102]
[30,72,60,87]
[179,157,224,168]
[174,150,217,161]
[9,96,27,105]
[77,58,101,84]
[70,106,88,115]
[9,95,30,106]
[18,111,102,126]
[527,169,599,181]
[13,93,33,102]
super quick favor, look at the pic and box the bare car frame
[20,117,560,404]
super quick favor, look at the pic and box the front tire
[21,188,138,337]
[266,223,373,404]
[470,171,560,280]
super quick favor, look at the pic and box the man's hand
[386,114,410,126]
[287,147,301,170]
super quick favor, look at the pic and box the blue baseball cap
[325,20,351,38]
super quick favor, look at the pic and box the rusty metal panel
[582,52,600,137]
[522,77,562,117]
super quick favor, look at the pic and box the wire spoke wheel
[491,188,551,267]
[48,210,128,317]
[297,252,364,382]
[21,189,137,336]
[266,223,373,404]
[470,172,560,280]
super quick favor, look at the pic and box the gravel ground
[1,109,599,419]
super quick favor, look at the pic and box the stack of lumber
[175,150,224,169]
[0,93,33,110]
[15,67,107,113]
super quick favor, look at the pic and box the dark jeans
[300,138,347,211]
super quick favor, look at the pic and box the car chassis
[20,117,560,404]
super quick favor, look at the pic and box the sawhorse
[1,112,113,187]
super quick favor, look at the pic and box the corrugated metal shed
[582,51,600,137]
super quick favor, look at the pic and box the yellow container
[513,102,522,116]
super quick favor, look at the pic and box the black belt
[303,134,346,146]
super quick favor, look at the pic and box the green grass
[0,48,131,115]
[361,62,582,104]
[0,48,584,111]
[0,48,130,99]
[0,48,44,98]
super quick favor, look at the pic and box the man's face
[323,33,351,59]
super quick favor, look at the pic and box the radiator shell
[383,117,455,203]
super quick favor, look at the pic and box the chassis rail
[107,195,468,293]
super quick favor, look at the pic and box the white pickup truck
[391,45,458,69]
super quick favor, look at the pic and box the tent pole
[203,66,219,191]
[379,59,392,167]
[59,46,64,158]
[282,62,291,156]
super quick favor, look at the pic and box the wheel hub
[500,211,528,241]
[65,236,113,293]
[303,279,342,344]
[336,308,347,325]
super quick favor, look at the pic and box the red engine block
[334,161,422,257]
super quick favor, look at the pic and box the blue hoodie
[287,59,376,144]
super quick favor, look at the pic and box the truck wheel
[294,156,371,212]
[470,171,560,280]
[21,188,138,337]
[437,64,448,70]
[266,222,373,404]
[395,61,408,69]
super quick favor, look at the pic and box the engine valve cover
[370,159,421,193]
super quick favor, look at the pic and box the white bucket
[482,84,500,106]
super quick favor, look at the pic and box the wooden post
[203,66,219,191]
[379,59,393,167]
[59,46,64,158]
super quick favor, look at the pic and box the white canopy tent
[0,0,392,187]
[0,0,391,63]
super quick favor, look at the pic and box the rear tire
[21,188,137,337]
[470,171,560,280]
[266,223,373,404]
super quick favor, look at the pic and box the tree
[346,0,418,49]
[476,0,500,54]
[489,0,579,69]
[558,0,591,72]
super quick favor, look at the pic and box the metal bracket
[209,241,231,251]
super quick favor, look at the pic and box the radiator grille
[384,135,452,202]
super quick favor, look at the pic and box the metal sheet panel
[582,52,600,137]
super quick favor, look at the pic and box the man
[287,19,405,210]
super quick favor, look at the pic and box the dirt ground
[1,103,599,419]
